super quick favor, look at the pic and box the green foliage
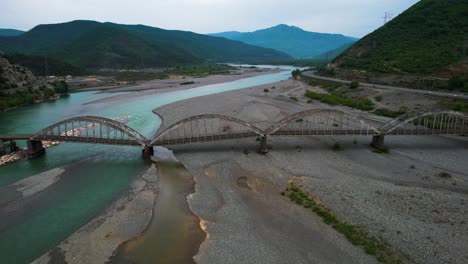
[54,80,69,94]
[332,143,344,151]
[263,88,270,93]
[5,53,83,76]
[289,96,299,101]
[243,148,250,155]
[349,81,359,89]
[284,183,403,263]
[373,108,407,118]
[291,69,302,78]
[336,0,468,74]
[373,147,390,154]
[375,95,383,102]
[448,76,468,92]
[304,90,374,111]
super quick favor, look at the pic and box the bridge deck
[0,134,34,140]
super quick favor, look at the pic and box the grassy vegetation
[285,182,403,263]
[336,0,467,74]
[243,148,250,155]
[373,146,390,154]
[304,90,374,111]
[349,81,359,89]
[439,100,468,113]
[373,108,408,118]
[97,64,234,82]
[289,96,299,101]
[301,74,343,92]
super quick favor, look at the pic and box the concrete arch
[150,114,264,145]
[379,110,468,135]
[32,116,149,146]
[266,109,382,135]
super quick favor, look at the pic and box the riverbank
[153,78,468,263]
[80,66,278,98]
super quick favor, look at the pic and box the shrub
[264,88,269,93]
[304,91,374,111]
[289,96,299,102]
[373,108,407,118]
[291,69,302,78]
[332,143,344,151]
[349,81,360,89]
[243,148,250,155]
[375,95,383,102]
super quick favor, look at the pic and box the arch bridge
[0,110,466,159]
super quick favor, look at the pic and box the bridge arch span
[150,114,264,146]
[266,109,382,136]
[379,110,468,135]
[32,116,149,146]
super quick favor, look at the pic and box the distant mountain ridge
[210,24,358,59]
[0,20,291,69]
[0,28,24,37]
[334,0,468,75]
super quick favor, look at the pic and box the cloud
[0,0,419,37]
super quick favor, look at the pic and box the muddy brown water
[110,162,205,264]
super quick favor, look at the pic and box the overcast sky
[1,0,419,38]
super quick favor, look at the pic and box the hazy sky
[1,0,419,37]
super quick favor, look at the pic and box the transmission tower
[382,12,394,25]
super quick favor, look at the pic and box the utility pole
[382,12,394,25]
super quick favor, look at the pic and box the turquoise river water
[0,66,293,263]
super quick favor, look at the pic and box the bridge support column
[27,140,45,159]
[371,135,385,150]
[10,139,18,152]
[259,135,268,154]
[0,139,5,156]
[142,146,154,158]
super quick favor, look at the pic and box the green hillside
[334,0,468,75]
[52,25,202,68]
[118,24,292,63]
[5,53,83,76]
[0,21,291,69]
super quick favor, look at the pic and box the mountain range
[0,21,291,69]
[0,29,24,37]
[334,0,467,76]
[209,24,358,59]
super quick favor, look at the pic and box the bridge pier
[142,146,154,158]
[27,140,45,159]
[371,135,385,150]
[0,139,5,156]
[259,135,269,154]
[10,139,18,153]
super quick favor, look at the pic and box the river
[0,66,294,263]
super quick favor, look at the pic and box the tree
[291,69,301,79]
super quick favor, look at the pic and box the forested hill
[333,0,468,76]
[0,20,291,69]
[210,24,357,59]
